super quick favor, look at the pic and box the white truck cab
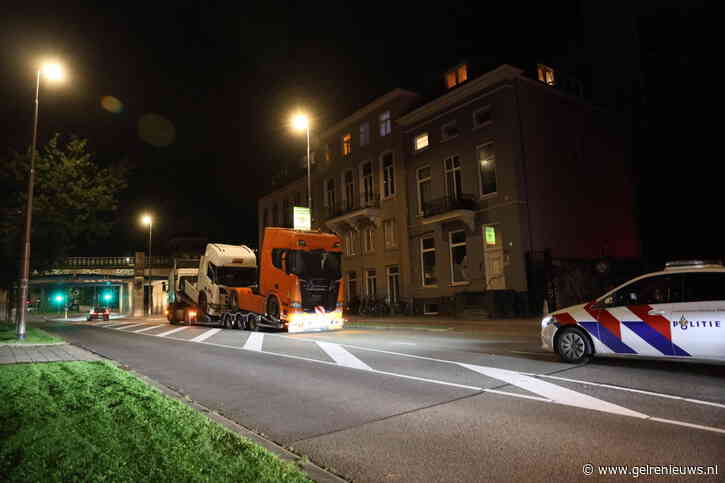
[188,244,257,319]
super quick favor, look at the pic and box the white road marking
[243,332,264,351]
[133,324,163,333]
[539,374,725,409]
[316,341,372,371]
[156,326,189,337]
[392,342,416,346]
[459,363,647,418]
[101,325,725,434]
[649,417,725,435]
[191,328,222,343]
[113,323,146,330]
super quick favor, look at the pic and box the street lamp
[292,113,312,214]
[141,214,153,316]
[16,61,65,340]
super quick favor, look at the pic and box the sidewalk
[0,343,101,365]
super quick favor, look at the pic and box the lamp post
[292,113,312,214]
[141,214,153,316]
[16,61,64,340]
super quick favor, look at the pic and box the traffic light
[53,293,65,304]
[103,292,113,302]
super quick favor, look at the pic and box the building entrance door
[483,224,506,289]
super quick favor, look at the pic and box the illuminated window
[342,133,352,155]
[414,132,429,151]
[379,111,391,136]
[360,122,370,146]
[445,64,468,89]
[478,142,496,196]
[537,64,556,86]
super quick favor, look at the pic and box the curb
[0,341,67,347]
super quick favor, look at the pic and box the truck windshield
[288,249,341,280]
[216,267,257,287]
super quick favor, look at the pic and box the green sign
[485,226,496,246]
[293,206,311,231]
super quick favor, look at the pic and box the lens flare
[138,113,176,147]
[101,96,124,113]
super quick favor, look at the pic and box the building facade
[259,63,639,317]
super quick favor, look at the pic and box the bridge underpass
[28,252,172,317]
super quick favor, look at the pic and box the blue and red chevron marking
[553,307,691,356]
[621,322,691,356]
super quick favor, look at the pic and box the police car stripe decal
[579,321,637,354]
[584,305,621,339]
[622,322,678,356]
[628,305,672,340]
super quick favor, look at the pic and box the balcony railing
[422,194,478,218]
[325,192,380,220]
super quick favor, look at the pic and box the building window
[416,165,432,215]
[414,132,429,151]
[363,226,376,254]
[473,106,492,128]
[272,203,279,226]
[441,120,459,141]
[344,231,357,256]
[478,143,496,196]
[449,230,468,285]
[421,236,437,287]
[365,269,377,298]
[343,169,355,211]
[360,161,375,206]
[445,64,468,89]
[325,178,336,216]
[342,133,352,156]
[381,152,395,198]
[360,122,370,146]
[387,266,400,304]
[347,271,358,302]
[383,219,397,249]
[444,156,462,200]
[537,64,556,86]
[379,111,391,137]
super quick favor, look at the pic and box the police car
[541,261,725,363]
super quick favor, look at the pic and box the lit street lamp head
[141,214,152,226]
[41,62,64,82]
[292,113,309,131]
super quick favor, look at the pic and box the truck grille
[299,279,339,313]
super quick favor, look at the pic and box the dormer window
[537,64,556,86]
[445,64,468,89]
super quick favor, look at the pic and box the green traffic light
[54,294,64,303]
[103,293,112,301]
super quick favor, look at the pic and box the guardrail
[57,256,173,268]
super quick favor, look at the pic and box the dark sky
[0,2,714,264]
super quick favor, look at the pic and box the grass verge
[0,322,64,344]
[0,361,310,482]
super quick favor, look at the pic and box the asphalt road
[45,317,725,482]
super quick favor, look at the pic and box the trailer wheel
[249,315,259,332]
[233,313,244,330]
[222,313,233,329]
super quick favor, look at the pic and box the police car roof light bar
[665,260,723,270]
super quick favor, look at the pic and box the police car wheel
[556,327,592,363]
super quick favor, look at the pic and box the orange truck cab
[233,227,345,332]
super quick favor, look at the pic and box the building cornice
[318,88,420,140]
[397,64,523,127]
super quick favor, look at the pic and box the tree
[0,134,128,289]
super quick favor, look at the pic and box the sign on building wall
[485,226,497,246]
[293,206,311,231]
